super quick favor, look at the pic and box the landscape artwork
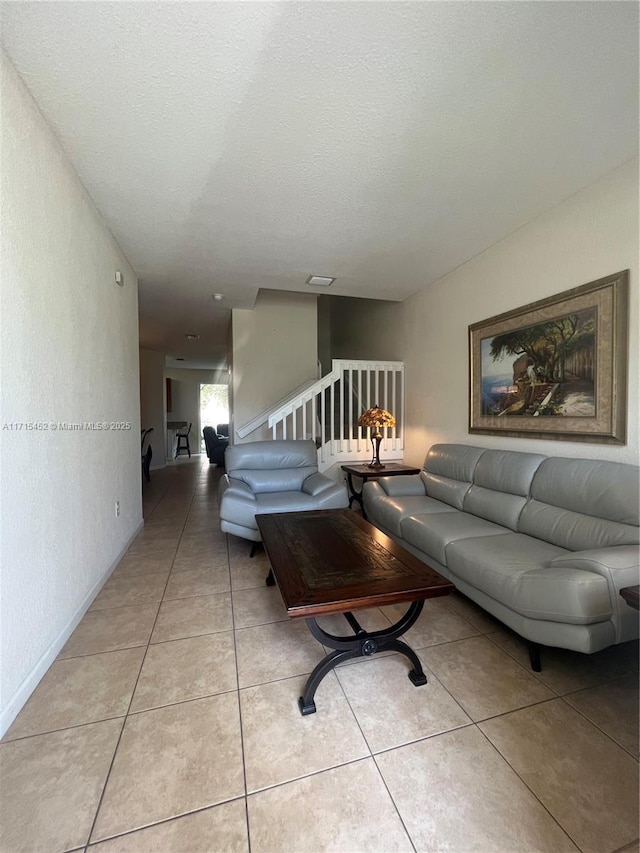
[469,271,628,444]
[480,307,596,419]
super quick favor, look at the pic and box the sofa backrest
[464,449,546,531]
[421,444,485,509]
[519,457,640,550]
[225,439,318,494]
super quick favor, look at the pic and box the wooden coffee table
[256,508,454,715]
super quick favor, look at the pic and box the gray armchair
[218,440,349,542]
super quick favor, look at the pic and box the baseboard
[0,519,144,738]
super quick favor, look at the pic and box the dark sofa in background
[203,426,228,467]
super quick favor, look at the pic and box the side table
[341,463,421,520]
[620,585,640,611]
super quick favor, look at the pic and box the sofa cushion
[463,449,546,530]
[421,444,485,509]
[366,493,457,537]
[519,457,640,550]
[447,533,612,625]
[401,512,509,567]
[519,501,638,552]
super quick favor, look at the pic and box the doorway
[200,384,229,450]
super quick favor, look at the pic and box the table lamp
[358,405,396,469]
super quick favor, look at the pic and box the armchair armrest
[377,475,427,497]
[224,479,257,503]
[218,475,256,506]
[302,472,336,496]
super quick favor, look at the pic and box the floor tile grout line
[244,754,377,799]
[611,840,640,853]
[412,647,476,724]
[558,693,640,762]
[83,464,199,848]
[1,713,130,745]
[370,752,418,853]
[482,631,640,698]
[473,722,586,852]
[367,720,476,760]
[226,529,254,853]
[467,694,565,726]
[482,632,565,696]
[327,646,422,851]
[83,795,248,850]
[199,469,253,852]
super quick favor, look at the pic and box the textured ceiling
[1,1,637,365]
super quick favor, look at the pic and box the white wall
[331,160,639,467]
[231,289,318,441]
[0,53,142,734]
[139,348,167,466]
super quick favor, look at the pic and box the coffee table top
[256,508,453,618]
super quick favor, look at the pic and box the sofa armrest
[550,545,639,579]
[377,475,427,497]
[550,546,640,642]
[302,472,337,496]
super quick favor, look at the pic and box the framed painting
[469,270,628,444]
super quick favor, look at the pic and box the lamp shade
[358,406,396,429]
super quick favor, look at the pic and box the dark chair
[141,428,154,483]
[216,423,229,438]
[175,422,192,458]
[203,426,228,467]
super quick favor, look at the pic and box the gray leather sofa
[363,444,639,666]
[219,440,349,542]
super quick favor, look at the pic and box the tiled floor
[1,458,638,853]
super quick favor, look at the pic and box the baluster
[330,380,335,456]
[391,369,397,451]
[339,370,344,456]
[399,367,404,452]
[312,395,317,444]
[320,388,325,463]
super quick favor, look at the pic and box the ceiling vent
[306,275,335,287]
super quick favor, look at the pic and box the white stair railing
[267,359,405,470]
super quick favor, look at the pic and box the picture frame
[469,270,628,444]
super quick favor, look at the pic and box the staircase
[236,360,405,471]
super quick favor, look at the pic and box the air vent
[306,275,335,287]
